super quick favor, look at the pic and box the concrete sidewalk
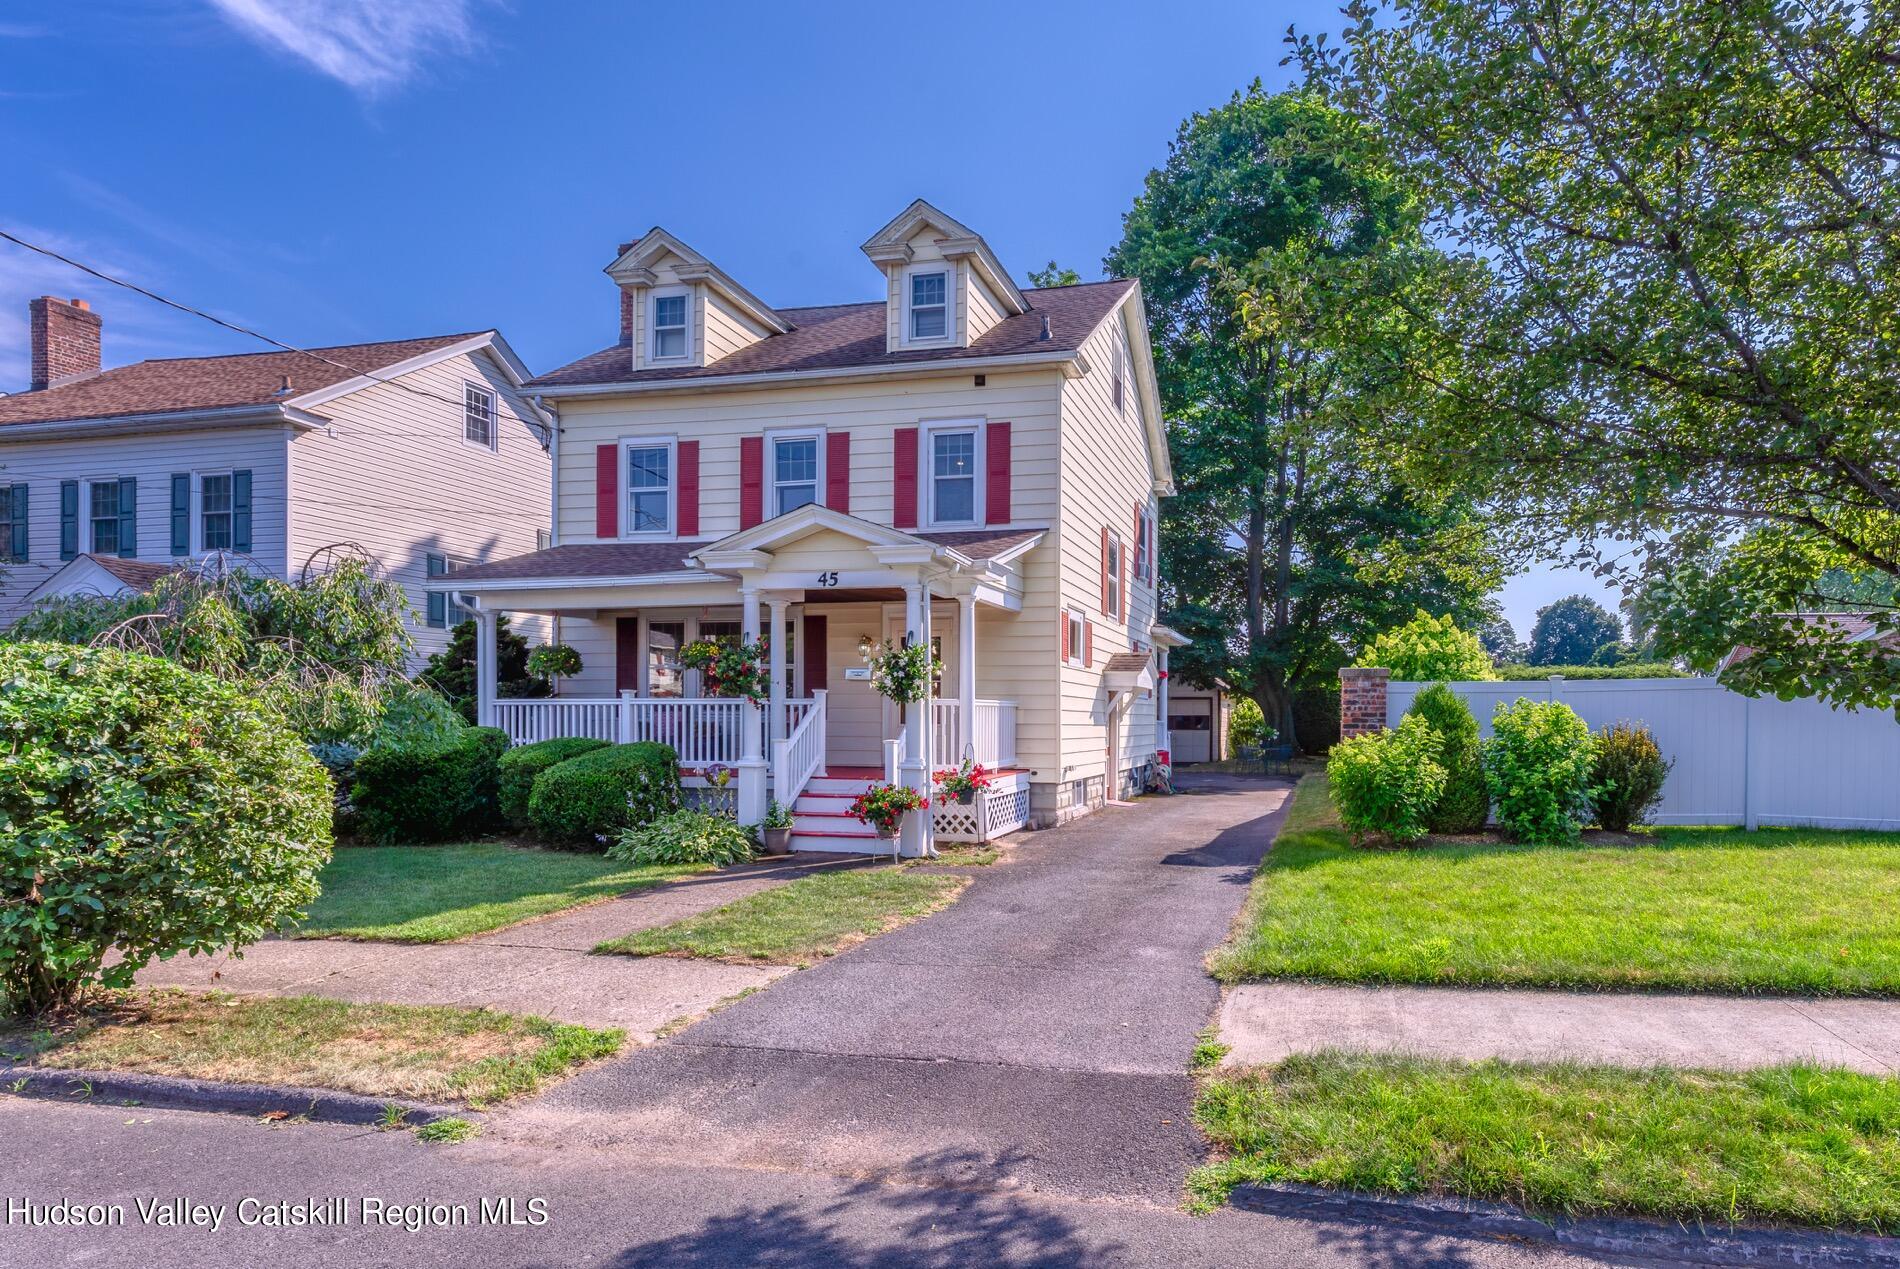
[134,855,859,1035]
[1222,981,1900,1073]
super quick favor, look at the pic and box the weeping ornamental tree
[1108,84,1505,749]
[1296,0,1900,709]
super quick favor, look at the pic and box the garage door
[1169,699,1213,763]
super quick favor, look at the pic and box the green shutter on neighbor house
[231,469,252,553]
[8,484,26,562]
[425,553,447,628]
[170,474,191,555]
[59,480,77,560]
[116,477,137,557]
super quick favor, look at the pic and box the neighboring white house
[429,200,1189,853]
[0,296,552,662]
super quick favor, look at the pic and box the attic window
[909,271,948,341]
[463,382,496,448]
[651,292,689,361]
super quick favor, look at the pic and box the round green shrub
[0,642,333,1013]
[1404,684,1489,833]
[497,736,610,829]
[526,742,681,848]
[1358,610,1497,682]
[351,726,509,843]
[1326,714,1447,846]
[609,809,754,866]
[1483,698,1598,844]
[1590,721,1672,832]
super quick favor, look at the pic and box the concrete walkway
[134,855,859,1037]
[498,773,1296,1204]
[1222,982,1900,1073]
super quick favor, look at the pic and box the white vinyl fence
[1387,677,1900,830]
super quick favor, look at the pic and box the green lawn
[1192,1052,1900,1232]
[598,866,967,965]
[296,843,709,943]
[1209,775,1900,994]
[2,989,621,1106]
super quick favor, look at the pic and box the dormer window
[651,291,689,361]
[909,270,948,341]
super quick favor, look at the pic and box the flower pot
[955,789,975,806]
[762,825,793,855]
[873,822,898,839]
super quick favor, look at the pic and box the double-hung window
[0,484,21,563]
[1135,508,1152,582]
[89,480,121,555]
[909,270,948,341]
[463,382,496,448]
[1106,533,1124,619]
[201,474,234,550]
[625,442,674,536]
[651,293,688,360]
[929,427,978,525]
[771,433,820,516]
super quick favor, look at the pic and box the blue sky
[0,0,1618,637]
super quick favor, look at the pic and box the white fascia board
[286,332,507,410]
[0,402,311,442]
[429,569,727,593]
[1115,284,1175,495]
[527,349,1081,400]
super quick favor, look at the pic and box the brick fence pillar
[1338,666,1391,739]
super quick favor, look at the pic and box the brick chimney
[616,238,638,343]
[30,296,102,391]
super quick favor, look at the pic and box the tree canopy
[1109,82,1507,748]
[1526,595,1624,667]
[1292,0,1900,708]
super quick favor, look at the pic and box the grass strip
[297,842,707,943]
[1191,1051,1900,1233]
[1209,774,1900,994]
[1,990,621,1106]
[598,866,967,965]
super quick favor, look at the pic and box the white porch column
[767,596,789,744]
[1157,646,1171,764]
[957,593,977,765]
[899,580,931,858]
[737,586,767,824]
[473,605,499,728]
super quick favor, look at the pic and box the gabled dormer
[608,228,793,372]
[860,200,1029,355]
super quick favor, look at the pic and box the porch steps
[788,775,885,853]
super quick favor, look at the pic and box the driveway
[500,773,1294,1203]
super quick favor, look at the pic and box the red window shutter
[596,444,619,539]
[615,617,640,692]
[677,440,700,537]
[1084,619,1094,667]
[1059,611,1070,661]
[1100,526,1110,612]
[892,427,919,529]
[984,420,1011,525]
[739,435,764,529]
[803,614,828,689]
[826,432,851,513]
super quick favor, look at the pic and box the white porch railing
[772,690,827,806]
[883,730,907,785]
[493,697,621,745]
[490,694,825,771]
[929,699,1019,768]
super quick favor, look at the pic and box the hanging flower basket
[933,758,994,806]
[849,782,929,837]
[680,638,771,705]
[862,639,941,706]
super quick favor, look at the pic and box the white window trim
[1065,607,1088,668]
[902,263,954,347]
[1106,531,1124,620]
[922,417,985,529]
[192,469,236,555]
[620,436,679,541]
[80,476,125,556]
[765,427,826,518]
[648,287,692,364]
[461,380,498,451]
[1135,505,1153,583]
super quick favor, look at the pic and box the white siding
[285,346,551,662]
[0,425,290,623]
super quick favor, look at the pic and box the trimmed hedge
[1496,663,1687,680]
[352,726,509,843]
[526,742,681,847]
[1405,684,1489,833]
[497,736,610,829]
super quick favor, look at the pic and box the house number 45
[815,571,840,587]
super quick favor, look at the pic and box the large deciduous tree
[1295,0,1900,708]
[1109,84,1505,749]
[1526,594,1624,666]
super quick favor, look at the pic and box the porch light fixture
[858,634,875,657]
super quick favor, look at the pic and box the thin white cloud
[205,0,481,96]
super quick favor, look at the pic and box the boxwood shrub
[352,726,509,843]
[1404,684,1489,833]
[497,736,610,829]
[527,741,681,847]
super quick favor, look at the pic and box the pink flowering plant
[849,782,929,835]
[933,759,994,803]
[680,638,771,705]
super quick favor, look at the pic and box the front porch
[444,506,1046,854]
